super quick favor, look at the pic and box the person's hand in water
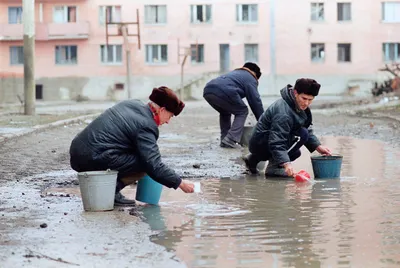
[283,162,295,177]
[316,145,332,156]
[179,180,195,193]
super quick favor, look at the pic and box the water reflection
[140,137,400,267]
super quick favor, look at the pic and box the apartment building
[0,0,399,103]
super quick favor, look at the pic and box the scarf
[149,104,161,126]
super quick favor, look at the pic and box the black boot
[242,153,259,175]
[221,136,242,149]
[114,192,136,206]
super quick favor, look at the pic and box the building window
[115,83,124,90]
[55,45,78,65]
[36,85,43,100]
[337,3,351,21]
[10,46,24,65]
[99,6,122,25]
[338,43,351,62]
[382,2,400,22]
[144,5,167,24]
[236,4,258,23]
[53,6,77,23]
[383,43,400,62]
[244,44,259,63]
[145,45,168,64]
[191,44,204,63]
[8,7,23,24]
[311,3,324,21]
[311,43,325,62]
[100,45,122,64]
[190,5,212,23]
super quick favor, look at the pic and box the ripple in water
[143,138,400,268]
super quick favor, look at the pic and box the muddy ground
[0,100,399,267]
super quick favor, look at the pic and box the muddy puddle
[136,136,400,268]
[41,136,400,267]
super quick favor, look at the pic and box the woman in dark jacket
[243,78,332,177]
[69,86,194,206]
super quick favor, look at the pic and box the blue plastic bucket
[135,175,163,205]
[311,155,343,179]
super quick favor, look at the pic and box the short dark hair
[243,62,262,79]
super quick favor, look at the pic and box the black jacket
[203,68,264,120]
[69,100,181,189]
[249,86,321,164]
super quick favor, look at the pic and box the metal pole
[126,50,132,99]
[121,25,132,99]
[269,0,277,93]
[23,0,35,115]
[136,9,141,50]
[177,38,180,64]
[180,55,188,101]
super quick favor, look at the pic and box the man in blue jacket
[203,62,264,148]
[243,78,332,177]
[69,87,195,206]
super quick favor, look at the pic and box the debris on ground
[24,248,79,266]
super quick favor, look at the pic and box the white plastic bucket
[77,170,118,212]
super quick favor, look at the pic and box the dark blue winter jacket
[203,68,264,120]
[249,86,321,165]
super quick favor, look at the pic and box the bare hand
[316,145,332,156]
[283,162,295,177]
[179,180,195,193]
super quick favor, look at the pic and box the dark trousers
[71,156,144,193]
[204,93,249,143]
[70,140,144,193]
[248,127,309,165]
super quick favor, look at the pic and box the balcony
[47,22,90,40]
[0,21,90,41]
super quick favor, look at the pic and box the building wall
[1,0,400,103]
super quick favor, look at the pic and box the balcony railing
[0,21,90,41]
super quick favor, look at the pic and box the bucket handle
[82,169,113,178]
[324,154,343,158]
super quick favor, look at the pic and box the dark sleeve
[136,127,182,189]
[244,80,264,120]
[305,125,321,152]
[268,114,292,165]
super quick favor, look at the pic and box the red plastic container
[294,170,311,182]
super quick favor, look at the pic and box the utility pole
[121,25,132,99]
[23,0,35,115]
[106,8,141,100]
[269,0,277,93]
[177,39,197,101]
[180,53,188,101]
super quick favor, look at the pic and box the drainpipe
[39,3,43,23]
[269,0,277,94]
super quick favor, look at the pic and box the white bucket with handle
[78,170,118,212]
